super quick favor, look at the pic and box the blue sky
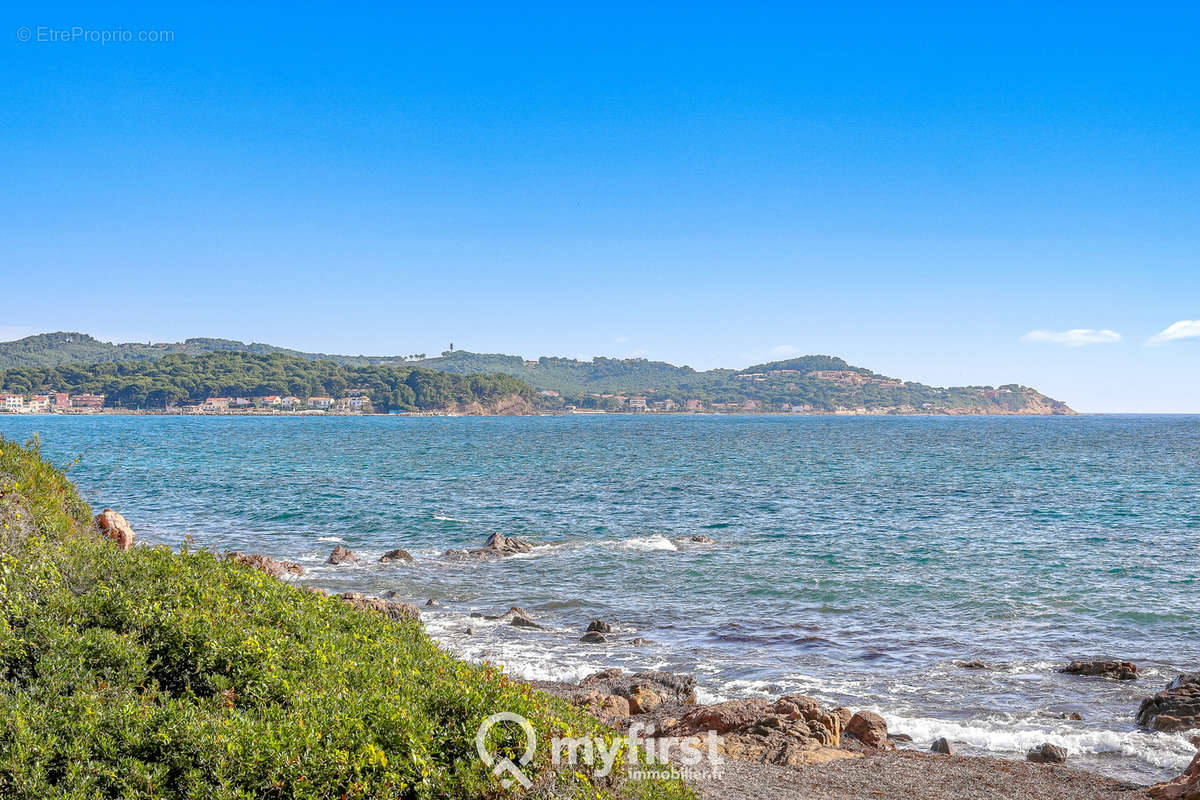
[2,3,1198,412]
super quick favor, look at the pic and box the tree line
[0,352,533,412]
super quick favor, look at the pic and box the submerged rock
[94,508,135,550]
[379,548,414,563]
[1026,743,1068,764]
[688,535,717,544]
[580,631,607,643]
[327,545,359,565]
[1060,659,1138,680]
[1137,673,1200,732]
[227,551,305,578]
[510,614,543,629]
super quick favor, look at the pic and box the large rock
[845,710,891,748]
[931,737,954,755]
[1150,750,1200,800]
[578,669,698,711]
[674,698,774,735]
[586,619,613,633]
[337,592,420,622]
[470,531,532,558]
[227,552,304,578]
[1138,674,1200,732]
[628,686,662,714]
[379,548,413,563]
[1060,659,1138,680]
[580,631,607,643]
[327,545,359,565]
[94,509,135,550]
[1026,743,1068,764]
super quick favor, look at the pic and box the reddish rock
[1060,659,1138,681]
[773,695,822,722]
[1026,743,1068,764]
[845,710,891,748]
[227,552,304,578]
[379,548,413,563]
[628,685,662,714]
[1150,750,1200,800]
[327,545,359,565]
[674,698,773,735]
[94,508,135,550]
[336,591,420,622]
[1138,674,1200,732]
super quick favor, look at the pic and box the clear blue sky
[3,3,1198,412]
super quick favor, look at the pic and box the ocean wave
[878,711,1197,771]
[616,535,678,552]
[433,513,469,523]
[316,536,344,542]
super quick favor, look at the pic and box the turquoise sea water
[1,414,1197,782]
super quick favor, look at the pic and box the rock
[577,669,697,709]
[1026,743,1068,764]
[1060,659,1138,680]
[673,698,774,735]
[931,737,953,755]
[580,631,607,643]
[628,686,662,714]
[467,531,532,558]
[464,627,474,635]
[227,552,305,578]
[336,591,420,622]
[831,706,853,728]
[379,548,414,563]
[958,659,990,670]
[689,535,717,543]
[773,695,822,722]
[1137,674,1200,732]
[327,545,359,565]
[586,619,613,633]
[845,711,891,749]
[1063,712,1083,721]
[890,733,914,743]
[581,668,624,686]
[94,509,135,550]
[630,637,651,645]
[1150,750,1200,800]
[573,690,631,722]
[425,598,436,606]
[510,615,543,629]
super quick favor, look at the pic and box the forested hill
[0,352,531,412]
[0,333,1075,414]
[0,332,414,370]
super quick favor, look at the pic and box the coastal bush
[0,437,693,800]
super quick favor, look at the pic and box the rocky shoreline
[100,516,1198,799]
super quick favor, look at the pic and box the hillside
[0,332,414,370]
[0,333,1075,414]
[0,351,533,413]
[0,436,690,798]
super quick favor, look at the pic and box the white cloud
[614,335,630,344]
[1021,329,1122,347]
[771,344,796,355]
[1147,320,1200,345]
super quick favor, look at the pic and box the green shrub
[0,437,693,800]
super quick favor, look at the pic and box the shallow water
[2,413,1197,783]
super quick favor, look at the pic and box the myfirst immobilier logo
[475,712,723,790]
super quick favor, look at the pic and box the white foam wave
[878,711,1197,771]
[316,536,344,542]
[617,535,678,552]
[433,514,469,523]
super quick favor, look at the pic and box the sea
[1,413,1196,783]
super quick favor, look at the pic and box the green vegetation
[0,352,532,412]
[0,437,693,799]
[0,332,1074,414]
[0,333,415,370]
